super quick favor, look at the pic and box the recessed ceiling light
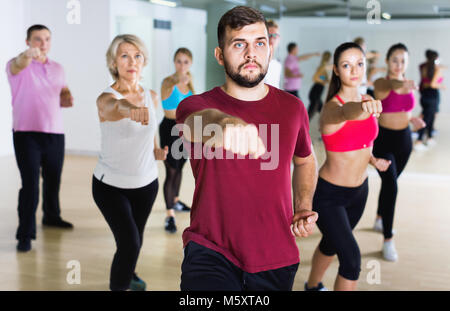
[259,4,277,14]
[150,0,177,8]
[382,12,391,20]
[224,0,247,5]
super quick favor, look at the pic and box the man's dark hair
[287,42,297,53]
[27,24,51,40]
[217,6,267,49]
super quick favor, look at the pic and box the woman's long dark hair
[425,49,439,80]
[326,42,365,102]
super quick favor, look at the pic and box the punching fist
[60,88,74,107]
[117,92,149,125]
[291,209,319,238]
[24,47,42,60]
[401,80,418,93]
[410,116,426,132]
[154,146,169,160]
[223,123,266,159]
[370,156,391,172]
[361,99,383,118]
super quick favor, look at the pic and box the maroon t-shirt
[176,84,312,273]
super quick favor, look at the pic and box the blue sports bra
[162,85,192,110]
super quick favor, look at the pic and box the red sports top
[322,95,379,152]
[176,85,312,273]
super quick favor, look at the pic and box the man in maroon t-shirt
[176,6,318,291]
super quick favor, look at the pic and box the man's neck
[221,80,268,102]
[35,56,48,64]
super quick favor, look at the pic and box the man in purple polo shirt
[176,6,318,291]
[284,42,320,99]
[6,24,74,252]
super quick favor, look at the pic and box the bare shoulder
[162,76,176,88]
[96,92,116,107]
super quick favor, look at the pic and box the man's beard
[223,56,268,88]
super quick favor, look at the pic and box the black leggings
[418,88,439,141]
[92,176,158,291]
[159,117,187,210]
[313,177,368,281]
[307,83,324,120]
[372,126,412,239]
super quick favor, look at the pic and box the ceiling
[142,0,450,19]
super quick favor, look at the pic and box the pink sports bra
[381,89,415,113]
[422,76,444,85]
[322,95,379,152]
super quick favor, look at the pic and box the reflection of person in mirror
[6,24,74,253]
[93,34,167,291]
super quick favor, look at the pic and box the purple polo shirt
[6,58,66,134]
[283,54,301,91]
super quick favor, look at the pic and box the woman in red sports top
[305,42,390,291]
[372,43,425,262]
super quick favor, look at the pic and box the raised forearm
[10,52,32,75]
[184,109,243,144]
[342,101,370,121]
[389,79,405,90]
[98,97,129,121]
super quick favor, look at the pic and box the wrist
[294,201,313,213]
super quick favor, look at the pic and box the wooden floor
[0,114,449,291]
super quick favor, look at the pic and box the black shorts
[159,117,187,171]
[180,241,299,291]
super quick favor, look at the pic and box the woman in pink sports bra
[305,42,390,291]
[372,43,425,262]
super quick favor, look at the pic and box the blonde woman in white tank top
[92,34,168,291]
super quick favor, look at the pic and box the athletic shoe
[426,138,437,147]
[173,201,191,212]
[17,239,31,252]
[129,274,146,291]
[42,218,74,229]
[373,218,383,232]
[165,216,177,233]
[304,282,328,291]
[373,218,396,235]
[383,240,398,262]
[413,142,428,152]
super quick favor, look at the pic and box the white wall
[110,0,207,94]
[0,0,25,156]
[277,17,450,114]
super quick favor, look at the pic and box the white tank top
[93,86,158,189]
